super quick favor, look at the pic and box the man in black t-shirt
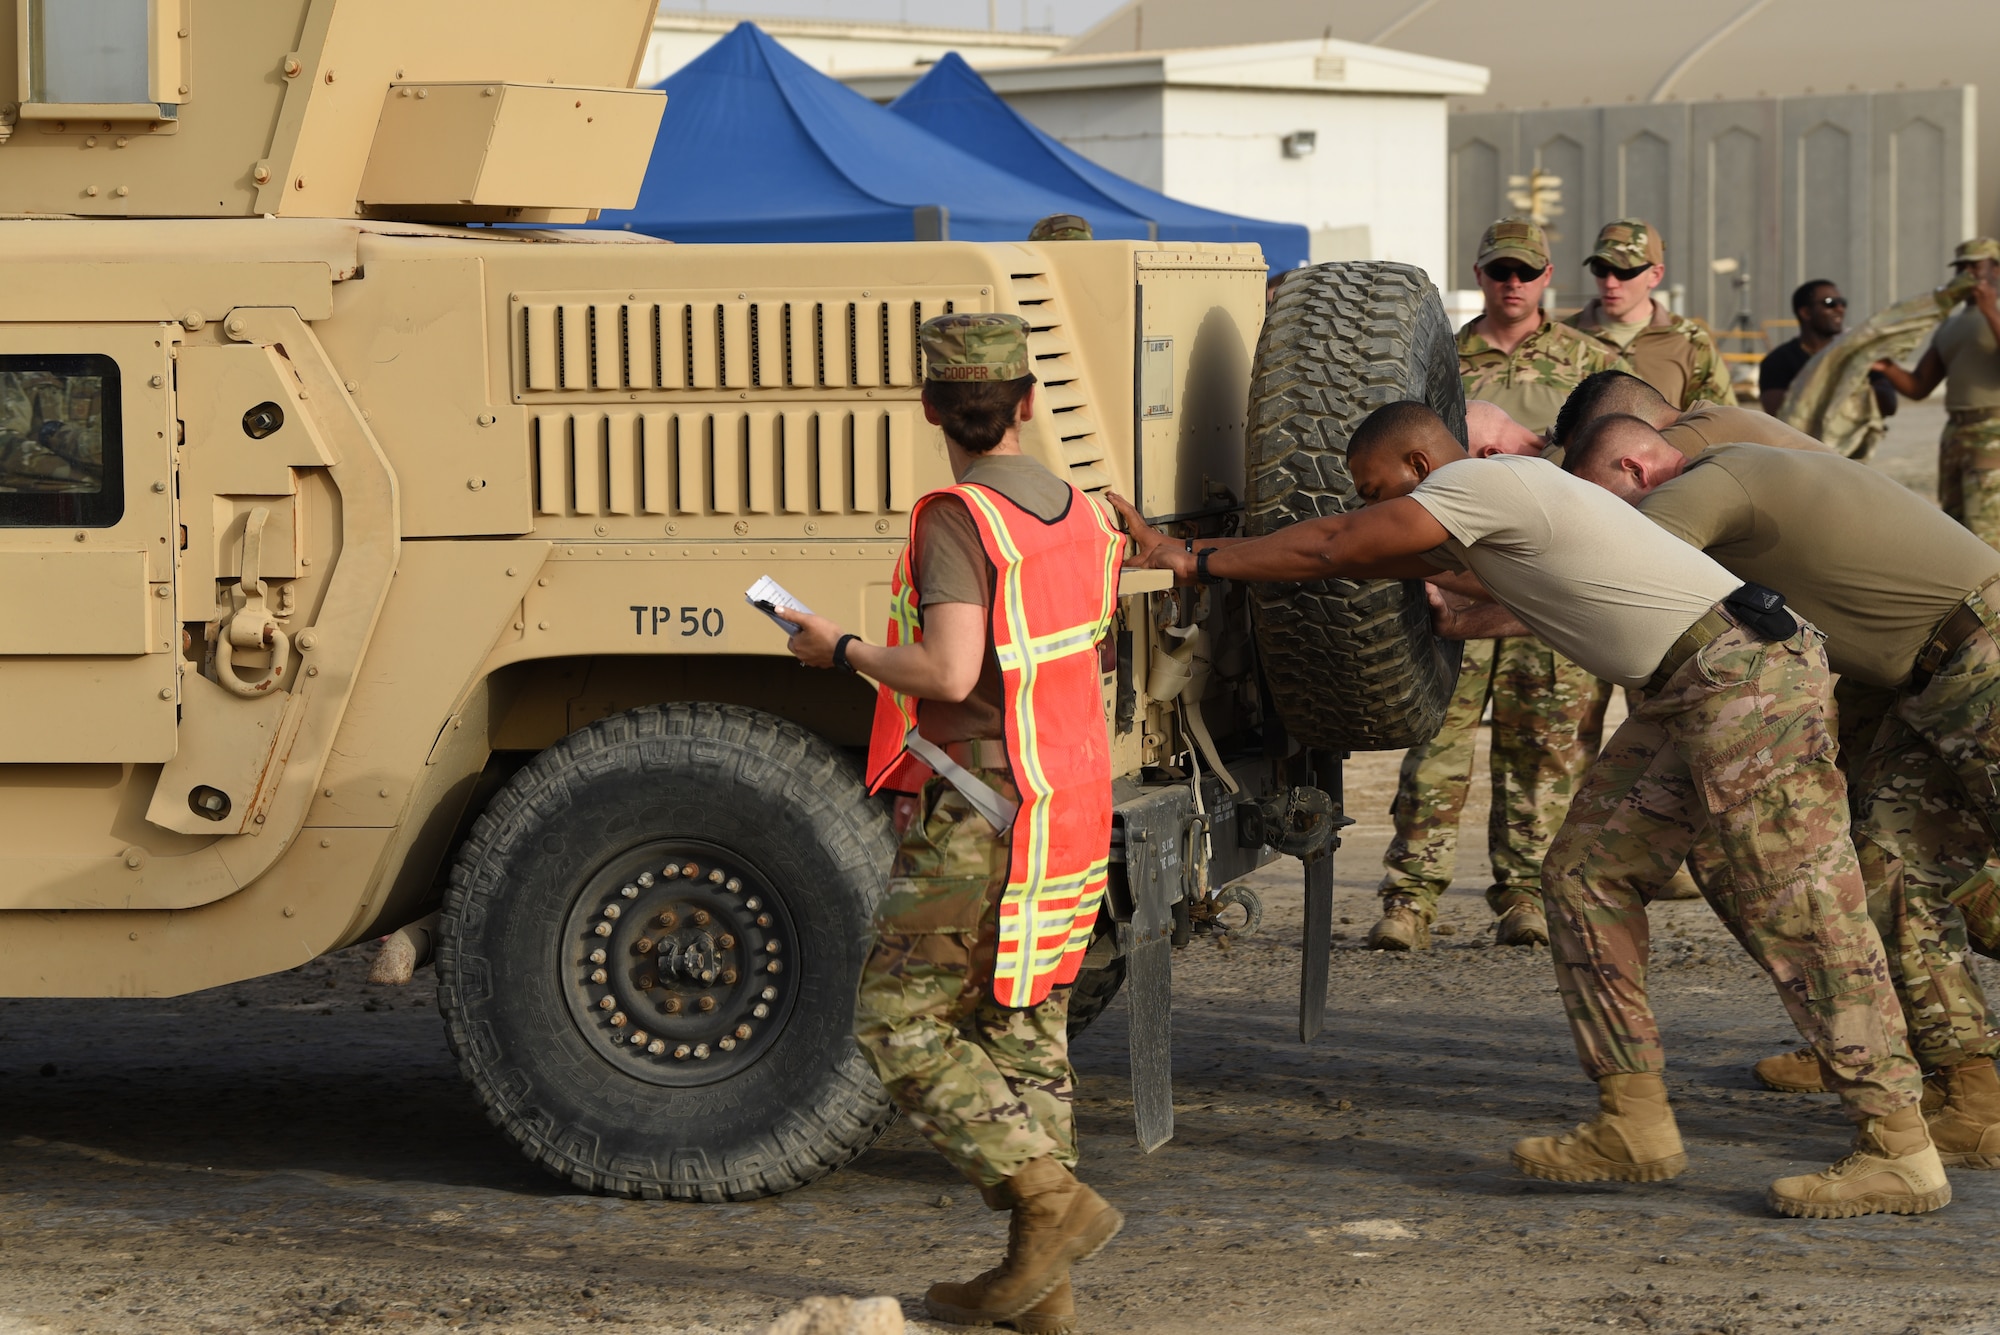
[1761,279,1896,418]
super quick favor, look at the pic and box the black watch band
[833,633,861,672]
[1195,547,1222,585]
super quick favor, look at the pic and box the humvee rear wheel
[1246,261,1465,751]
[1065,956,1127,1038]
[438,702,896,1201]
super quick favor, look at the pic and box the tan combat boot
[1494,901,1549,947]
[1365,896,1430,952]
[1007,1280,1076,1335]
[1924,1057,2000,1169]
[1752,1045,1832,1093]
[1513,1072,1688,1183]
[925,1159,1122,1326]
[1768,1107,1951,1217]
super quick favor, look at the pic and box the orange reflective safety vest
[865,479,1124,1008]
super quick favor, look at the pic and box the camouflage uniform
[1458,316,1625,439]
[1938,411,2000,550]
[853,770,1079,1187]
[1381,637,1598,916]
[1847,596,2000,1070]
[1380,288,1619,922]
[1566,219,1734,411]
[1542,618,1922,1120]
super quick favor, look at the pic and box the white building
[639,11,1063,84]
[845,39,1488,285]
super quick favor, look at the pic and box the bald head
[1347,400,1471,504]
[1562,412,1687,502]
[1465,400,1548,458]
[1553,370,1675,448]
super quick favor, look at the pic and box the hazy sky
[652,0,1128,36]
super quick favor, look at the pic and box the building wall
[1163,87,1448,281]
[998,84,1451,284]
[1000,86,1167,196]
[1450,88,1976,330]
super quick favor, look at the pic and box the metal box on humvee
[0,0,1462,1199]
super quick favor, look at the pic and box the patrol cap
[1476,218,1549,270]
[921,312,1032,383]
[1952,237,2000,267]
[1589,219,1665,269]
[1028,213,1093,241]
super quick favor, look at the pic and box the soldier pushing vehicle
[1370,218,1619,952]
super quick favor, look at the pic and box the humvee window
[26,0,152,105]
[0,355,123,526]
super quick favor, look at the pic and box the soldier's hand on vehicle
[785,611,846,669]
[1105,492,1195,581]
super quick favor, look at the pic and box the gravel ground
[4,402,1998,1335]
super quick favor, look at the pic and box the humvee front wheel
[438,703,896,1201]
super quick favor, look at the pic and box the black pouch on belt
[1723,582,1798,642]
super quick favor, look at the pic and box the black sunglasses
[1814,295,1848,309]
[1587,259,1653,281]
[1483,261,1546,283]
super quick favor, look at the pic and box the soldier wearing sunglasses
[1566,219,1733,411]
[1760,280,1896,419]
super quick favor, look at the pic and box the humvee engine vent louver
[519,298,926,392]
[1007,274,1108,494]
[530,407,919,517]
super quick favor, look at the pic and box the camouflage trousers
[1939,412,2000,551]
[1380,636,1597,917]
[1848,600,2000,1069]
[852,768,1078,1189]
[1542,618,1921,1120]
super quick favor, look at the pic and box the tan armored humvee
[0,0,1462,1200]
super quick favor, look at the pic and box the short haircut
[1563,412,1664,479]
[1791,279,1836,316]
[1348,399,1448,469]
[1552,370,1670,447]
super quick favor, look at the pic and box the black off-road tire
[1246,262,1466,751]
[437,703,896,1201]
[1065,957,1127,1038]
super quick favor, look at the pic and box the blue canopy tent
[889,53,1311,271]
[591,23,1154,244]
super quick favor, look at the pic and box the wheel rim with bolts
[559,841,797,1088]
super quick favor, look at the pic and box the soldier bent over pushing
[1567,420,2000,1171]
[1373,218,1621,951]
[784,313,1123,1332]
[1117,401,1948,1219]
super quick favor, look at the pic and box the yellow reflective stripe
[955,482,1120,1002]
[955,484,1058,1003]
[883,538,925,742]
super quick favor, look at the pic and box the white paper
[745,575,812,633]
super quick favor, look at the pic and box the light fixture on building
[1281,130,1317,159]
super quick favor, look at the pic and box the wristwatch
[1195,547,1222,586]
[832,633,860,672]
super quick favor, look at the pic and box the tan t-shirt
[910,453,1073,743]
[1659,403,1833,457]
[1637,443,2000,686]
[1935,304,2000,411]
[1410,455,1740,687]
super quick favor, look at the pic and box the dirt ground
[6,404,2000,1335]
